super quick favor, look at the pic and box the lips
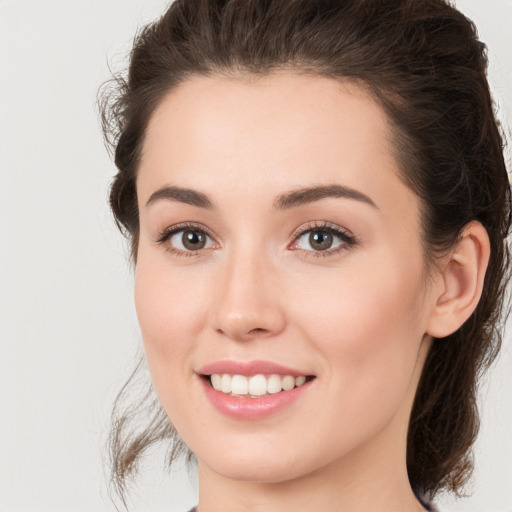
[197,360,315,419]
[198,359,311,377]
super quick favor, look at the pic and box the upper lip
[197,360,312,377]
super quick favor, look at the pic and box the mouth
[201,373,315,398]
[197,362,316,419]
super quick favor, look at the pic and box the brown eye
[292,223,356,256]
[308,231,334,251]
[182,230,207,250]
[166,228,214,253]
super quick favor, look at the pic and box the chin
[200,453,311,484]
[188,427,345,485]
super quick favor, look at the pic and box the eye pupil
[183,230,206,250]
[309,231,333,250]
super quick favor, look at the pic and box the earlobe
[426,221,490,338]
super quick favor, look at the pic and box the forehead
[138,72,412,217]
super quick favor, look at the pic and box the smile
[197,360,316,419]
[209,373,309,398]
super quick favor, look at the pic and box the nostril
[215,325,273,342]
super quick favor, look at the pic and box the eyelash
[155,222,216,259]
[155,221,358,259]
[290,220,358,258]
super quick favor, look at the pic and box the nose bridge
[212,238,285,341]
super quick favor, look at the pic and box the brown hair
[98,0,511,507]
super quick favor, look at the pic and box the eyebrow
[145,184,377,210]
[273,184,377,210]
[146,186,215,209]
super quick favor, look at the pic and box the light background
[0,1,510,511]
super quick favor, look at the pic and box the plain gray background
[0,1,511,511]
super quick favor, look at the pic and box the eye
[156,223,215,256]
[170,229,212,251]
[290,221,357,257]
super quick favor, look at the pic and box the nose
[211,247,286,342]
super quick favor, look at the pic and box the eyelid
[288,220,358,257]
[155,221,218,257]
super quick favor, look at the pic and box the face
[135,73,436,484]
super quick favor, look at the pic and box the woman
[99,0,511,510]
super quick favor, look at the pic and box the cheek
[289,251,428,412]
[133,254,209,386]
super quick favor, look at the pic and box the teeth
[211,373,222,390]
[295,375,306,386]
[209,373,309,396]
[282,375,295,391]
[248,374,267,396]
[231,375,249,395]
[221,374,231,393]
[267,374,282,394]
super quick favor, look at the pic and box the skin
[134,72,488,512]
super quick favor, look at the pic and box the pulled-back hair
[99,0,511,507]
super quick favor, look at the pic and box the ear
[426,221,490,338]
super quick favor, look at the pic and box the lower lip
[200,377,314,420]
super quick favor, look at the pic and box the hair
[98,0,511,507]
